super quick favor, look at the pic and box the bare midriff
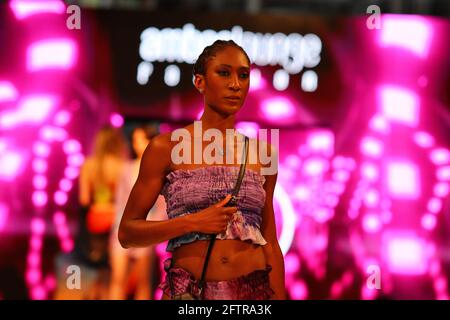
[172,239,266,281]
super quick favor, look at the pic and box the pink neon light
[361,285,377,300]
[330,282,343,298]
[381,210,392,224]
[290,281,308,300]
[67,153,84,167]
[342,271,354,286]
[434,277,448,293]
[325,195,339,208]
[387,161,421,199]
[379,16,432,58]
[421,214,437,231]
[10,0,65,20]
[285,155,301,170]
[54,191,68,206]
[33,142,50,157]
[332,156,346,169]
[379,86,419,127]
[110,113,124,128]
[361,137,383,158]
[32,158,48,174]
[332,170,350,182]
[64,167,79,180]
[33,175,47,190]
[0,203,9,232]
[32,191,48,207]
[413,131,435,148]
[429,260,441,277]
[362,214,382,233]
[30,236,43,251]
[260,97,295,120]
[369,115,389,134]
[364,189,380,207]
[361,162,379,181]
[313,207,334,223]
[430,148,450,166]
[427,198,442,214]
[62,239,74,252]
[27,253,41,267]
[63,139,81,154]
[293,186,310,201]
[330,182,345,195]
[31,218,45,235]
[285,253,301,274]
[303,157,329,176]
[58,225,70,239]
[26,269,41,285]
[434,183,449,198]
[27,39,77,71]
[307,131,334,155]
[235,121,260,139]
[30,285,47,300]
[0,81,18,102]
[59,179,73,192]
[436,166,450,181]
[53,211,66,226]
[54,110,71,126]
[384,233,428,275]
[40,126,68,142]
[297,145,311,157]
[1,95,57,128]
[344,158,356,171]
[44,275,57,291]
[0,151,23,181]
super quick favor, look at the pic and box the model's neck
[199,106,235,135]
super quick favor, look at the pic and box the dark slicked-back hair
[192,39,251,77]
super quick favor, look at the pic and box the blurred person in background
[109,125,167,300]
[54,125,127,299]
[77,125,127,299]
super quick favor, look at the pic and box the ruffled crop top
[161,166,267,252]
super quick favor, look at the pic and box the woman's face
[197,46,250,116]
[132,129,149,159]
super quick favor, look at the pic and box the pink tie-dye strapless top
[161,166,267,252]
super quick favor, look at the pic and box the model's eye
[240,73,249,79]
[218,70,229,76]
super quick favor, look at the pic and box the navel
[220,256,230,264]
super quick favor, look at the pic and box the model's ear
[193,74,205,94]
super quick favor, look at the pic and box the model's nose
[228,74,241,91]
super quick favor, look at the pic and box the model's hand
[188,194,237,234]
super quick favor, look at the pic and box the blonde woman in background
[109,125,167,300]
[78,125,127,299]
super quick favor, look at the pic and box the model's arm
[118,134,191,248]
[261,146,287,300]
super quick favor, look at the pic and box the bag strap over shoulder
[197,135,249,298]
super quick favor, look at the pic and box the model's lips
[224,96,240,100]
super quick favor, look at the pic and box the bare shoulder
[150,132,173,148]
[140,132,174,175]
